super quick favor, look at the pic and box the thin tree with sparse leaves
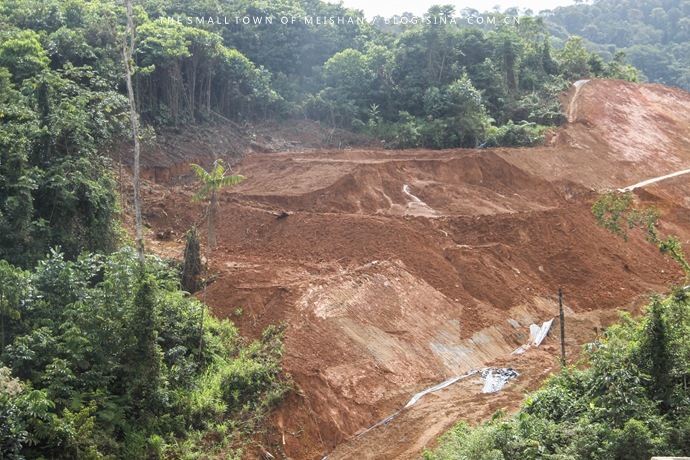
[121,0,144,267]
[191,159,245,356]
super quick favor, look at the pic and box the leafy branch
[592,190,690,281]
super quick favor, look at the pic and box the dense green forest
[545,0,690,91]
[1,250,290,458]
[0,0,641,159]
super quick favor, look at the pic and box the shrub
[0,249,291,458]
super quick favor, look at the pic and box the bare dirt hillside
[130,79,690,460]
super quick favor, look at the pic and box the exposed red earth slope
[131,79,690,459]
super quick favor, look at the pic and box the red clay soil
[131,79,690,460]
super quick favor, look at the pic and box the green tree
[559,36,591,79]
[0,29,50,83]
[592,190,690,398]
[0,260,26,354]
[592,191,690,279]
[315,48,375,127]
[190,159,245,355]
[122,0,144,267]
[421,75,490,148]
[602,50,639,81]
[323,49,372,101]
[489,29,523,92]
[125,273,164,424]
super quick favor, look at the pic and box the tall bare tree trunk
[199,190,215,358]
[122,0,144,267]
[206,66,212,114]
[1,293,5,355]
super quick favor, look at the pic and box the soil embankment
[134,79,690,459]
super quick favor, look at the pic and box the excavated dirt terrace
[128,79,690,459]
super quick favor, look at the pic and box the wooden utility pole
[558,287,565,367]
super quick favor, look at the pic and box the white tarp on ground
[351,366,520,444]
[511,318,554,355]
[510,344,529,355]
[352,369,479,440]
[403,370,480,409]
[353,370,481,441]
[481,368,520,393]
[529,319,554,347]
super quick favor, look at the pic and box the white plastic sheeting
[352,366,521,442]
[481,368,520,393]
[618,168,690,193]
[353,370,480,440]
[402,184,438,217]
[403,370,480,409]
[403,184,429,207]
[568,79,590,122]
[510,344,529,355]
[529,319,554,347]
[510,318,554,355]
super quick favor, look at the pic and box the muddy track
[136,79,690,460]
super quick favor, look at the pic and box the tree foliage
[546,0,690,91]
[592,191,690,279]
[302,6,637,148]
[0,0,647,160]
[190,159,245,358]
[0,249,290,458]
[190,159,245,249]
[0,59,124,268]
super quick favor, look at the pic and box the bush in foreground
[0,247,290,459]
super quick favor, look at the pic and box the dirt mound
[227,152,565,217]
[132,79,690,460]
